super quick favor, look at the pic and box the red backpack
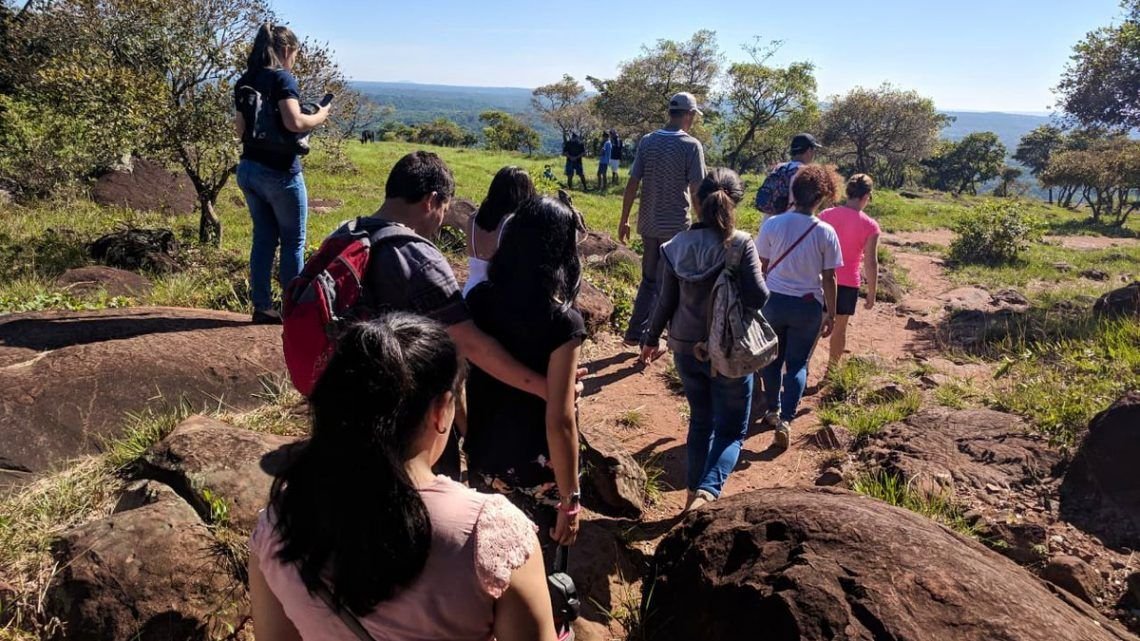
[282,218,418,397]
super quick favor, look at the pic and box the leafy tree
[1013,124,1065,202]
[1042,138,1140,225]
[414,118,477,148]
[921,132,1007,195]
[715,41,817,173]
[994,166,1024,197]
[588,30,721,138]
[531,75,595,140]
[821,84,950,188]
[1057,0,1140,130]
[479,110,540,154]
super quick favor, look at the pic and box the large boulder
[649,487,1135,641]
[578,231,640,269]
[580,424,647,518]
[55,266,153,298]
[0,308,285,487]
[91,158,196,215]
[575,279,615,337]
[89,227,181,273]
[1094,282,1140,319]
[1061,392,1140,549]
[45,494,246,641]
[137,415,300,532]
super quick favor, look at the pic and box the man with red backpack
[753,133,824,221]
[283,151,548,474]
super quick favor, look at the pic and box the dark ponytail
[269,314,463,615]
[696,167,745,244]
[246,23,300,72]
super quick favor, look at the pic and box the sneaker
[761,410,780,429]
[687,489,716,512]
[251,309,282,325]
[774,421,791,449]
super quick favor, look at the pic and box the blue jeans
[761,293,824,422]
[237,159,308,312]
[625,235,666,343]
[674,352,753,497]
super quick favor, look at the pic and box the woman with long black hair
[234,24,330,324]
[250,314,557,641]
[464,166,536,297]
[465,196,584,564]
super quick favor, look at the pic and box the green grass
[933,379,982,409]
[616,407,648,430]
[851,471,977,537]
[948,242,1140,289]
[818,356,922,437]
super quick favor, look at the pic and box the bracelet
[559,503,581,516]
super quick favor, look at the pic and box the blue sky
[274,0,1125,113]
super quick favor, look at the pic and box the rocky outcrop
[649,487,1135,641]
[1094,282,1140,319]
[55,266,152,298]
[1044,555,1105,605]
[137,415,300,532]
[92,158,196,215]
[575,279,615,337]
[578,231,639,268]
[580,424,647,518]
[89,228,180,273]
[0,308,285,486]
[45,493,247,641]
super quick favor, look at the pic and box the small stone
[815,468,845,487]
[1043,555,1104,604]
[867,384,906,404]
[1051,535,1066,545]
[810,425,854,451]
[1081,269,1110,282]
[1053,261,1074,272]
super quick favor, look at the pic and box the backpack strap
[724,231,750,273]
[766,221,818,276]
[314,583,377,641]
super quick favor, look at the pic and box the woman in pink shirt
[818,174,880,370]
[249,314,557,641]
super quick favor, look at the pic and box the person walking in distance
[596,132,613,191]
[562,133,587,191]
[639,168,769,512]
[234,24,331,324]
[618,92,707,347]
[755,165,844,449]
[818,174,880,371]
[753,133,824,222]
[609,129,623,184]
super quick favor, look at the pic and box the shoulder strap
[314,583,377,641]
[767,221,819,275]
[496,213,514,246]
[724,232,749,272]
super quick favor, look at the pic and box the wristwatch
[561,491,582,508]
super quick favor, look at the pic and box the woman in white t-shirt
[754,165,844,450]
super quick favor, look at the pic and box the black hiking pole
[548,545,580,641]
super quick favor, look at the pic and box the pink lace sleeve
[473,495,539,598]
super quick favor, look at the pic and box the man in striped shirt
[618,92,708,347]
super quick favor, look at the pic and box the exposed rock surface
[578,231,639,268]
[92,158,196,215]
[89,227,180,273]
[55,266,153,298]
[649,487,1135,641]
[1044,555,1105,604]
[580,424,647,518]
[0,308,285,486]
[138,415,299,532]
[1094,282,1140,319]
[575,279,615,337]
[46,494,246,641]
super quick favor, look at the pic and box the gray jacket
[645,225,770,355]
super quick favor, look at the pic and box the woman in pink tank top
[249,314,557,641]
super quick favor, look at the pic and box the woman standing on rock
[639,168,770,511]
[465,196,584,565]
[234,24,330,324]
[818,174,880,371]
[464,166,536,297]
[250,314,557,641]
[756,165,844,449]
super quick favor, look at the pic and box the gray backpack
[705,231,779,378]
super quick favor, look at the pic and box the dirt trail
[578,246,971,523]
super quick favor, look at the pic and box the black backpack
[236,80,312,156]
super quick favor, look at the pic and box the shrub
[949,201,1043,265]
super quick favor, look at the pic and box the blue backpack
[754,161,802,216]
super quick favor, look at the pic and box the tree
[994,166,1024,197]
[414,118,476,148]
[479,110,540,154]
[588,30,721,138]
[820,84,950,188]
[1057,0,1140,130]
[531,75,595,140]
[1042,139,1140,226]
[921,132,1007,195]
[1013,124,1065,202]
[715,41,818,173]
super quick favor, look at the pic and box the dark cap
[790,133,823,154]
[668,92,703,115]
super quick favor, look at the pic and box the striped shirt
[629,128,706,239]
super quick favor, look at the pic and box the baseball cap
[668,92,703,115]
[790,133,823,153]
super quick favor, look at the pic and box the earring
[435,423,448,435]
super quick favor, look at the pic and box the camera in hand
[320,93,334,107]
[548,546,579,640]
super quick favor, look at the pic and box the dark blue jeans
[237,159,308,312]
[625,235,665,343]
[761,292,824,422]
[674,352,753,497]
